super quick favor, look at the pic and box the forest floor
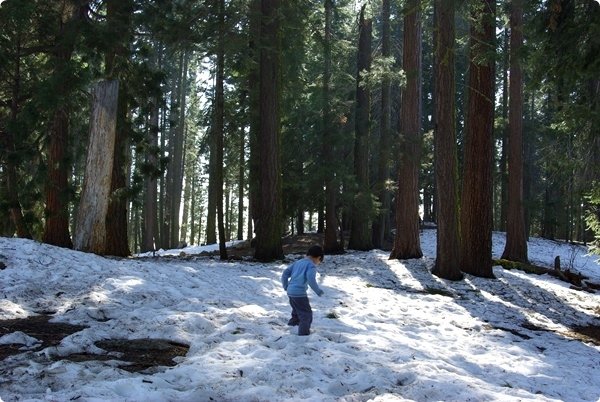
[2,232,599,374]
[193,232,395,259]
[0,233,346,372]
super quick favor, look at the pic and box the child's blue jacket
[281,257,324,297]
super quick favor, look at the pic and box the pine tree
[43,1,86,248]
[323,0,344,254]
[215,0,227,260]
[390,0,423,260]
[348,5,373,252]
[501,0,528,263]
[103,0,133,257]
[432,0,462,280]
[0,1,42,239]
[372,0,393,249]
[254,0,284,261]
[460,0,496,278]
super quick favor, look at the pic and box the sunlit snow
[0,230,599,401]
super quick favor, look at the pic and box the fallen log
[494,258,599,292]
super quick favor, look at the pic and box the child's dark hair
[307,245,324,262]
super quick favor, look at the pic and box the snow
[0,231,599,402]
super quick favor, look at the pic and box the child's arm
[281,265,292,291]
[306,266,324,296]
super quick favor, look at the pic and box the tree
[254,0,283,261]
[322,0,344,254]
[169,50,189,249]
[215,0,227,260]
[372,0,392,249]
[501,0,528,263]
[390,0,423,260]
[460,0,496,278]
[0,1,39,240]
[141,46,162,253]
[498,28,509,232]
[103,0,133,257]
[431,0,462,280]
[236,92,247,241]
[528,0,600,244]
[348,5,373,251]
[247,0,260,245]
[43,0,85,248]
[73,80,119,254]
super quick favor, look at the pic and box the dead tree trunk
[74,80,119,254]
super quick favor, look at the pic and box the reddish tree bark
[432,0,462,280]
[502,0,529,263]
[348,5,373,251]
[460,0,496,278]
[254,0,284,261]
[390,0,423,260]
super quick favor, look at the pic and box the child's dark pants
[288,296,312,336]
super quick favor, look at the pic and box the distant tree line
[0,0,598,275]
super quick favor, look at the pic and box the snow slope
[0,231,599,401]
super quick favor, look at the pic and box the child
[281,245,325,336]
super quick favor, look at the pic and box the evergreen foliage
[0,0,598,267]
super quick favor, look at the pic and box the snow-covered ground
[0,231,599,401]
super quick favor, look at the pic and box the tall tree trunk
[74,80,119,254]
[349,5,373,251]
[141,91,160,252]
[163,53,181,247]
[104,0,132,257]
[225,179,231,239]
[169,51,189,248]
[206,125,217,244]
[216,0,228,259]
[523,91,534,237]
[3,34,31,239]
[190,173,197,245]
[431,0,462,280]
[247,198,254,241]
[0,174,14,236]
[499,28,509,231]
[296,209,305,235]
[237,119,245,241]
[372,0,392,249]
[43,0,80,248]
[248,0,260,244]
[159,103,168,248]
[317,205,325,234]
[254,0,284,261]
[460,0,496,278]
[390,0,423,260]
[180,128,193,245]
[3,132,30,239]
[105,80,131,256]
[44,109,73,248]
[323,0,343,254]
[236,90,247,242]
[502,0,528,263]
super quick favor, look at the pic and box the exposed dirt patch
[65,339,189,373]
[0,315,189,373]
[0,315,86,360]
[484,322,600,346]
[568,325,600,346]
